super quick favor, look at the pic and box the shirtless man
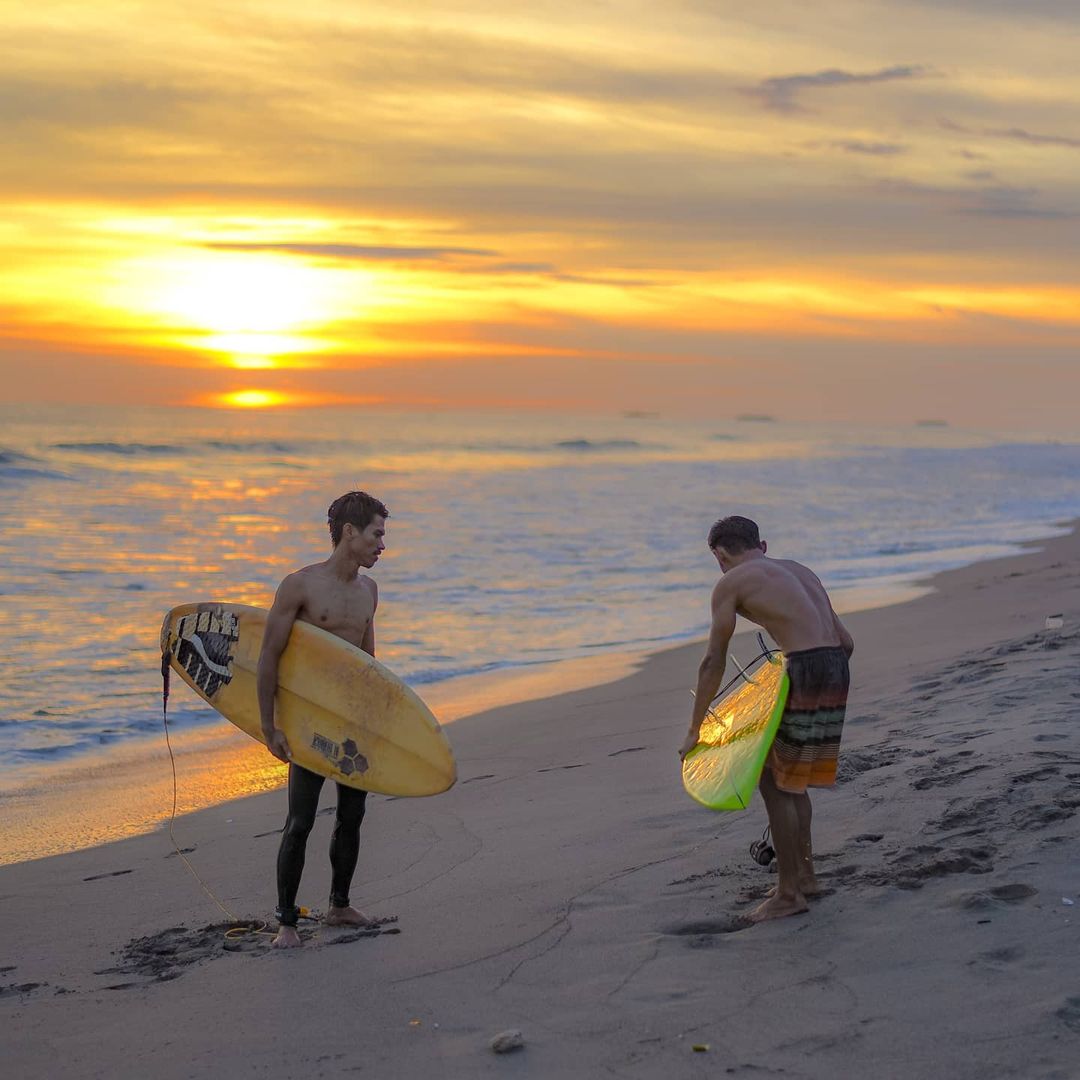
[679,516,854,924]
[257,490,388,948]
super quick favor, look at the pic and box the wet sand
[2,524,1078,1078]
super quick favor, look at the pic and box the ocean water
[2,404,1078,777]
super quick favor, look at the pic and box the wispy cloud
[830,140,906,155]
[912,0,1080,18]
[0,75,215,128]
[940,117,1080,150]
[203,242,497,261]
[878,178,1074,219]
[746,65,930,113]
[202,244,657,288]
[459,261,656,287]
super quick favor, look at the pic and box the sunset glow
[2,2,1078,427]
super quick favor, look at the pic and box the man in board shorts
[679,516,854,923]
[257,491,388,948]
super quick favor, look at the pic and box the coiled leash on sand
[160,651,315,942]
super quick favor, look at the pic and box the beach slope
[2,527,1079,1079]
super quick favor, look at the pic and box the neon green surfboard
[682,653,789,811]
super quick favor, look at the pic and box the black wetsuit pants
[276,763,368,926]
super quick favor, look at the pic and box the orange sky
[2,1,1079,430]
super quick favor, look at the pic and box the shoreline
[0,522,1071,867]
[2,519,1078,1078]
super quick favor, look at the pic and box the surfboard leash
[160,650,278,940]
[708,633,783,706]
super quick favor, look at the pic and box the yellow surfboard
[160,603,456,797]
[682,653,789,811]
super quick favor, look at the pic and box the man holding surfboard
[680,516,854,924]
[257,490,389,949]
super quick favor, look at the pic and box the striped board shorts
[766,645,850,793]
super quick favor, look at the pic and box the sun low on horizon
[2,1,1078,429]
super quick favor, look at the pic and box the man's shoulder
[723,559,772,583]
[279,562,326,594]
[727,557,817,590]
[770,557,819,581]
[713,561,758,597]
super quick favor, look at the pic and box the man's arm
[680,579,738,760]
[257,574,304,762]
[360,579,378,658]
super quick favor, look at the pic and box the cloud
[830,140,906,155]
[878,178,1075,220]
[960,203,1074,220]
[201,245,657,287]
[0,75,214,129]
[461,261,657,287]
[746,65,930,113]
[202,242,497,261]
[912,0,1080,18]
[940,117,1080,150]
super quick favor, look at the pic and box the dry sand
[2,525,1079,1079]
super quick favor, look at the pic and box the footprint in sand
[977,946,1024,964]
[820,864,858,881]
[874,844,995,889]
[1055,997,1080,1034]
[951,883,1037,911]
[0,982,46,998]
[836,747,900,781]
[100,917,403,983]
[910,762,992,790]
[326,926,402,945]
[1010,765,1062,785]
[666,866,728,887]
[664,917,749,941]
[934,730,993,746]
[912,679,943,692]
[1011,804,1074,830]
[934,795,997,832]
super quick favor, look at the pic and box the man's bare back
[718,556,851,655]
[682,515,854,926]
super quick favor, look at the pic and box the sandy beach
[2,525,1078,1079]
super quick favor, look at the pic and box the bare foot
[324,905,377,928]
[272,925,303,949]
[746,892,809,924]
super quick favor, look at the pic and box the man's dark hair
[707,515,760,553]
[328,491,389,547]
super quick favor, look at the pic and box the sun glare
[112,251,371,367]
[218,390,289,408]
